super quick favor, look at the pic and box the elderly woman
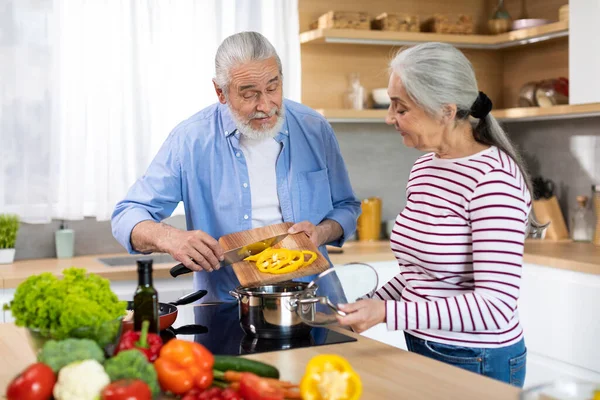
[338,42,543,388]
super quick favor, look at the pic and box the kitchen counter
[0,240,599,289]
[0,309,521,399]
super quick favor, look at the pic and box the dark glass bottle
[133,259,159,333]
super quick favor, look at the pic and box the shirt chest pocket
[297,168,334,225]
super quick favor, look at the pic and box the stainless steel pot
[229,281,320,339]
[229,263,377,339]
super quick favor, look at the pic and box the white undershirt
[239,136,284,228]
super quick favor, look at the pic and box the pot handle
[296,297,347,317]
[169,289,208,306]
[229,290,240,299]
[170,324,209,335]
[324,298,347,317]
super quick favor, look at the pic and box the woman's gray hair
[214,31,283,95]
[390,42,544,230]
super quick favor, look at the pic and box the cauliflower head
[53,359,110,400]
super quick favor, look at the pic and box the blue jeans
[404,332,527,388]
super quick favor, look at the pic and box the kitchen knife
[170,232,290,278]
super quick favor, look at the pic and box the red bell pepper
[115,320,162,362]
[238,373,284,400]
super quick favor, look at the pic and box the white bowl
[372,88,391,106]
[512,19,549,31]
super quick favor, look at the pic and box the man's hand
[163,229,225,272]
[287,219,343,247]
[336,299,386,333]
[287,221,325,247]
[131,221,224,272]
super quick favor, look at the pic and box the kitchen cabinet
[519,262,600,387]
[338,260,600,389]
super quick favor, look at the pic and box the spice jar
[570,196,593,242]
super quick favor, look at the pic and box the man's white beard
[229,103,286,140]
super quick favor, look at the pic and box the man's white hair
[214,31,283,94]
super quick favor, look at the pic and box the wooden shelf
[317,103,600,123]
[493,103,600,122]
[300,21,568,50]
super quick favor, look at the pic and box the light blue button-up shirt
[112,99,361,301]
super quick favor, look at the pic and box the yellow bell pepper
[245,247,317,275]
[302,250,317,266]
[300,354,362,400]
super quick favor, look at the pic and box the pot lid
[296,262,379,327]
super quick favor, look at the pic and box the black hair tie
[470,91,493,119]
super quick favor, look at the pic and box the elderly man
[111,31,360,301]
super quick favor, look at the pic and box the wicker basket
[372,12,420,32]
[421,14,474,34]
[317,11,370,30]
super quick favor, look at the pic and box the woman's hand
[336,300,386,333]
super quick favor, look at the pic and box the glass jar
[571,196,593,242]
[357,197,382,241]
[344,73,365,110]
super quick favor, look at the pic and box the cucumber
[213,355,280,379]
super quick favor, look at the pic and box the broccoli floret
[104,349,160,397]
[38,338,105,373]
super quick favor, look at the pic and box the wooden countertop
[0,322,520,399]
[1,240,598,289]
[330,239,600,276]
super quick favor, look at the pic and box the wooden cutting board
[218,222,330,287]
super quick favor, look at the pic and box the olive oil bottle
[133,259,159,333]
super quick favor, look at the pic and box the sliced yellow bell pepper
[245,247,317,275]
[300,354,362,400]
[302,250,317,266]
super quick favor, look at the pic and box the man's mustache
[249,107,278,120]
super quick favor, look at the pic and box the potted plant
[0,214,20,264]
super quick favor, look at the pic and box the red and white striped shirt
[377,146,531,348]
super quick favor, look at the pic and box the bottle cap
[136,258,153,273]
[576,196,588,207]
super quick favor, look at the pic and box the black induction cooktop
[160,302,357,356]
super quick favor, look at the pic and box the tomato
[181,388,203,400]
[198,387,224,400]
[238,373,284,400]
[221,388,243,400]
[182,387,243,400]
[101,379,153,400]
[6,363,56,400]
